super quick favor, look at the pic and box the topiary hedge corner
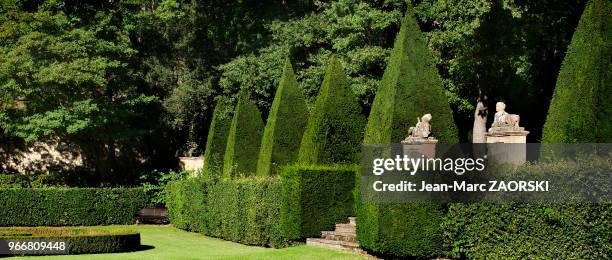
[280,164,357,240]
[166,176,287,247]
[0,188,149,226]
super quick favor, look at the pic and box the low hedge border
[280,164,357,240]
[0,227,141,255]
[0,188,149,226]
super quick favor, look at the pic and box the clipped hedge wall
[356,200,447,258]
[298,55,366,164]
[202,97,234,178]
[444,159,612,259]
[223,93,265,178]
[166,176,287,247]
[0,188,149,226]
[280,164,357,240]
[257,59,309,176]
[445,203,611,259]
[542,0,611,143]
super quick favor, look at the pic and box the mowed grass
[14,225,366,260]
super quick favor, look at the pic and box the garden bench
[137,208,169,224]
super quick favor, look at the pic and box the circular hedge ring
[0,227,141,255]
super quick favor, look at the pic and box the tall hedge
[166,176,287,247]
[542,0,611,143]
[202,97,234,177]
[298,55,366,164]
[357,9,455,258]
[364,10,458,144]
[280,164,356,240]
[0,188,149,226]
[257,59,309,176]
[223,93,264,178]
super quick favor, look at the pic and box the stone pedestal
[179,156,204,173]
[485,128,529,165]
[401,137,438,158]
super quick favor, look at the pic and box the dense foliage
[223,93,264,178]
[202,97,234,177]
[166,176,287,247]
[298,56,366,164]
[220,0,405,112]
[542,0,611,143]
[445,203,611,259]
[364,9,458,144]
[139,169,188,206]
[280,164,356,239]
[0,188,149,226]
[257,60,309,176]
[355,199,447,257]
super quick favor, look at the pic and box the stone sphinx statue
[489,102,522,132]
[407,114,433,139]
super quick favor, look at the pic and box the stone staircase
[306,217,366,254]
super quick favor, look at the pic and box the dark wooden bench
[137,208,169,224]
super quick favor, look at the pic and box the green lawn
[14,225,366,260]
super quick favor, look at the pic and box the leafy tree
[223,93,264,178]
[257,59,309,176]
[0,7,157,182]
[202,97,234,177]
[220,0,406,113]
[542,0,611,143]
[364,9,458,144]
[137,0,312,152]
[298,55,366,164]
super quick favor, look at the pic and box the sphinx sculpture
[402,113,437,157]
[489,102,523,132]
[407,114,433,138]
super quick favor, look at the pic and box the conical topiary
[223,93,264,178]
[542,0,611,143]
[202,97,234,177]
[363,9,458,144]
[357,9,454,258]
[298,55,366,164]
[257,58,309,176]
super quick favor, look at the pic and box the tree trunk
[473,100,488,143]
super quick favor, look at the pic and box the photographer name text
[372,180,549,192]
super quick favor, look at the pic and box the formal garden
[0,0,610,259]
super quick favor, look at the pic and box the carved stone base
[401,137,437,158]
[485,129,529,165]
[486,129,529,144]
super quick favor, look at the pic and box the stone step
[306,238,365,253]
[349,217,356,225]
[321,231,356,242]
[335,223,356,233]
